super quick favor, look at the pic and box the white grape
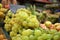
[10,31,17,37]
[34,30,42,37]
[22,29,33,36]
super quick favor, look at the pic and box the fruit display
[11,28,60,40]
[4,8,40,31]
[37,11,60,23]
[40,21,60,31]
[3,6,60,40]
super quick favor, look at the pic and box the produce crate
[0,27,11,40]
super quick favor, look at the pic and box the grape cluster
[10,28,60,40]
[4,8,39,32]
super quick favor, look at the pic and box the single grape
[41,33,48,40]
[22,21,28,28]
[37,36,43,40]
[29,35,35,40]
[49,29,57,34]
[10,31,17,37]
[12,23,20,32]
[22,29,33,36]
[34,29,42,37]
[21,36,29,40]
[53,35,60,40]
[4,24,12,32]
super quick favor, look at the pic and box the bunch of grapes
[5,24,60,40]
[26,15,39,28]
[4,8,40,32]
[10,28,60,40]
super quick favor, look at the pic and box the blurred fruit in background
[0,3,2,8]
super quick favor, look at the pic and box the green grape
[7,10,13,17]
[9,19,15,25]
[18,26,23,34]
[54,32,59,35]
[4,16,11,23]
[10,31,17,37]
[29,35,35,40]
[12,37,16,40]
[53,35,60,40]
[22,29,33,36]
[41,33,48,40]
[12,27,18,32]
[15,12,29,23]
[34,21,39,28]
[4,23,12,32]
[12,36,22,40]
[16,35,22,40]
[16,8,31,15]
[16,34,21,37]
[28,22,34,28]
[12,24,19,32]
[12,34,21,40]
[37,36,44,40]
[27,15,39,28]
[18,11,29,20]
[21,36,29,40]
[47,34,52,39]
[34,30,42,37]
[22,21,28,28]
[49,29,57,34]
[13,17,23,23]
[16,37,22,40]
[18,29,22,34]
[4,8,42,40]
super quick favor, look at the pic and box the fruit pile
[0,4,8,22]
[4,7,60,40]
[37,11,59,23]
[4,8,39,31]
[40,21,60,31]
[11,28,60,40]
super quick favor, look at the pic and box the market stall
[0,0,60,40]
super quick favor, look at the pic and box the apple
[45,21,52,27]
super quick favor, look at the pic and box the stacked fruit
[0,3,8,22]
[4,8,39,31]
[37,11,59,23]
[4,8,60,40]
[10,28,60,40]
[40,21,60,31]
